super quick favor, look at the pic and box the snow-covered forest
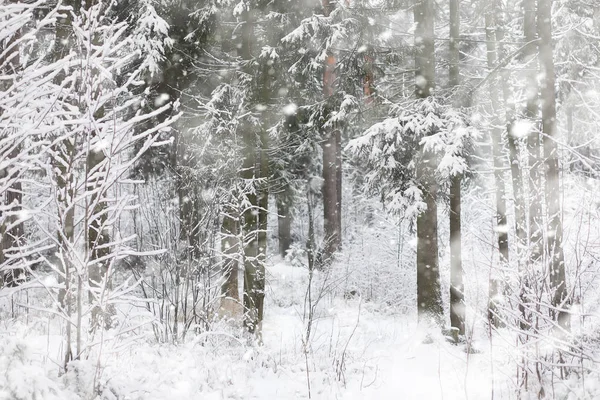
[1,0,599,398]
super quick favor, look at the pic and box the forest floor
[95,260,510,400]
[1,257,597,399]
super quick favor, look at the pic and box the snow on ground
[265,262,517,400]
[0,257,530,400]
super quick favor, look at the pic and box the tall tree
[448,0,465,337]
[537,0,568,331]
[414,0,443,325]
[51,0,77,309]
[495,0,527,255]
[85,0,114,331]
[0,6,24,287]
[321,0,342,261]
[238,4,267,336]
[524,0,544,264]
[484,7,509,327]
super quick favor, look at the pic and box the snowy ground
[1,258,533,400]
[3,251,600,399]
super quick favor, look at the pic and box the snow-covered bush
[0,338,67,400]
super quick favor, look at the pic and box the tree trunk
[221,204,240,301]
[448,0,465,337]
[495,1,527,255]
[321,0,341,261]
[449,176,464,335]
[414,0,442,325]
[87,11,110,328]
[52,0,76,309]
[176,117,201,258]
[256,127,269,331]
[485,10,509,328]
[322,127,339,260]
[277,186,293,257]
[238,8,266,336]
[416,160,442,325]
[86,0,113,331]
[241,124,264,334]
[363,47,375,105]
[178,179,200,257]
[537,0,568,331]
[87,143,112,331]
[0,23,24,287]
[336,128,342,249]
[524,0,544,264]
[1,149,24,287]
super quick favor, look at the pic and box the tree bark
[87,8,112,329]
[1,149,24,287]
[238,8,266,336]
[241,123,263,334]
[363,47,375,105]
[321,0,341,261]
[0,22,24,287]
[178,177,200,257]
[52,0,76,309]
[241,124,265,334]
[256,127,269,330]
[537,0,568,331]
[414,0,442,325]
[495,1,527,255]
[485,9,509,328]
[524,0,544,264]
[87,142,112,331]
[221,203,240,301]
[276,186,293,257]
[448,0,465,337]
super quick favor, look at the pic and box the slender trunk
[321,0,341,261]
[221,204,240,301]
[0,10,24,287]
[448,0,465,337]
[485,10,509,328]
[87,117,111,331]
[176,124,200,258]
[414,0,442,325]
[322,127,339,259]
[416,160,442,324]
[241,123,261,333]
[335,129,342,249]
[277,186,293,257]
[306,186,316,272]
[524,0,543,263]
[256,127,268,330]
[86,0,112,332]
[449,176,464,335]
[363,47,375,105]
[239,8,266,336]
[53,0,76,309]
[537,0,568,331]
[495,1,527,255]
[1,149,24,287]
[178,181,200,256]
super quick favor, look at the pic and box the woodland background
[1,0,600,398]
